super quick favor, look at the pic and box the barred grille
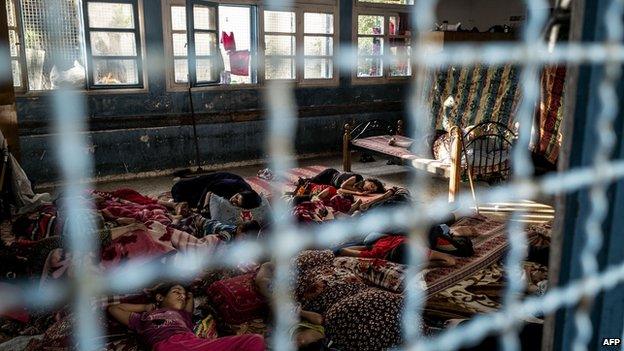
[19,0,83,90]
[3,0,624,351]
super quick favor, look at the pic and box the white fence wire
[2,0,624,350]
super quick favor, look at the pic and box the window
[357,15,384,78]
[356,12,411,80]
[19,0,84,90]
[264,10,296,80]
[5,0,23,88]
[83,0,143,88]
[164,1,257,87]
[6,0,145,92]
[262,9,337,83]
[170,5,189,84]
[186,1,219,85]
[359,0,414,5]
[218,5,256,85]
[163,2,336,88]
[303,12,334,80]
[388,14,411,77]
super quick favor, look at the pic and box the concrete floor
[41,152,554,223]
[91,154,460,201]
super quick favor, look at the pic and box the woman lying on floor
[171,172,262,211]
[301,168,386,196]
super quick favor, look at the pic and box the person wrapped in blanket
[255,262,336,351]
[107,283,266,351]
[171,172,262,212]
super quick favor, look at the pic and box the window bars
[3,0,624,350]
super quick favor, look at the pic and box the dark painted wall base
[20,111,401,184]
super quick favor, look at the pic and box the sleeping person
[301,168,386,196]
[171,172,262,210]
[337,235,457,267]
[107,283,266,351]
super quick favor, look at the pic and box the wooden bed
[342,120,517,202]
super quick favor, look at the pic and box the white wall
[435,0,555,32]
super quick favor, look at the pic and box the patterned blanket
[245,165,390,204]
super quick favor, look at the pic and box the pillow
[209,194,271,226]
[207,273,267,325]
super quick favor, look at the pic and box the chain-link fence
[2,0,624,350]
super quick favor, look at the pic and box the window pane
[193,5,216,30]
[264,11,295,33]
[265,35,295,56]
[87,2,134,29]
[196,58,215,82]
[174,58,189,83]
[357,57,383,77]
[358,37,383,55]
[171,6,187,31]
[358,15,384,35]
[90,32,137,56]
[304,58,332,79]
[93,59,138,85]
[6,0,16,27]
[265,57,295,79]
[173,33,187,56]
[9,30,19,57]
[389,16,397,35]
[22,0,84,90]
[304,36,332,56]
[195,32,217,56]
[389,39,411,76]
[359,0,414,4]
[219,5,253,85]
[304,13,333,34]
[11,60,21,87]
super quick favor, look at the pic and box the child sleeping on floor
[107,283,266,351]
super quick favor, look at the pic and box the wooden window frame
[83,0,146,90]
[162,0,338,91]
[163,0,261,91]
[6,0,27,91]
[299,6,339,86]
[352,3,412,85]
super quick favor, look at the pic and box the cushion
[209,194,271,226]
[206,273,267,325]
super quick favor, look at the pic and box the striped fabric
[428,64,565,164]
[531,66,566,164]
[428,64,521,131]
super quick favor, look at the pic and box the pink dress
[129,308,265,351]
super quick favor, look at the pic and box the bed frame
[342,120,517,202]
